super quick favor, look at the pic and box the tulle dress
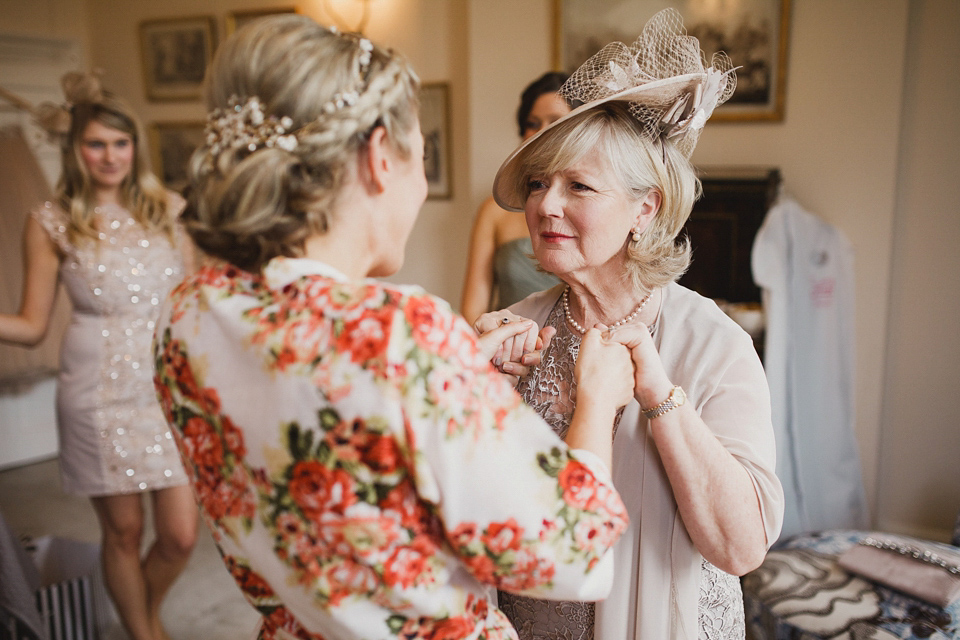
[32,197,189,496]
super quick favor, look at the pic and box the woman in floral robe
[153,15,634,640]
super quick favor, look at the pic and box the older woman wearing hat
[475,10,785,640]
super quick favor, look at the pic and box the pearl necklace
[562,286,652,334]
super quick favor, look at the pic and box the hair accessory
[493,8,736,211]
[562,286,651,335]
[204,96,298,161]
[322,34,374,114]
[201,32,377,170]
[60,71,104,107]
[15,70,106,141]
[559,8,734,156]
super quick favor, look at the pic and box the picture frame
[139,16,216,102]
[420,82,452,200]
[226,7,298,35]
[148,121,206,192]
[553,0,791,121]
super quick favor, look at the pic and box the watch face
[673,386,686,405]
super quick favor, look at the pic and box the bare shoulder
[475,196,528,245]
[474,196,511,225]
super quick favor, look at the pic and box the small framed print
[226,7,298,35]
[140,16,216,102]
[554,0,791,121]
[420,82,452,200]
[149,121,206,192]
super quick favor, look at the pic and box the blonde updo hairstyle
[59,93,172,244]
[513,102,698,291]
[185,15,420,272]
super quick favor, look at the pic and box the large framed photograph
[149,121,206,192]
[553,0,791,121]
[420,82,452,200]
[226,7,298,35]
[139,16,216,102]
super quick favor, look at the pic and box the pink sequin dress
[32,197,189,496]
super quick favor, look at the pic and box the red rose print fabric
[153,257,628,640]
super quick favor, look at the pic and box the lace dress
[499,300,746,640]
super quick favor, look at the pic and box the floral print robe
[153,257,628,640]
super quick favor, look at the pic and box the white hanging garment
[752,195,869,540]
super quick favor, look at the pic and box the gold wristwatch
[641,385,686,420]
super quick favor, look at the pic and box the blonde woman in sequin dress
[0,85,198,640]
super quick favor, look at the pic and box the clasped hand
[473,311,671,409]
[472,310,552,378]
[473,311,636,410]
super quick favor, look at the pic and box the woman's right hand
[472,311,540,368]
[575,327,635,410]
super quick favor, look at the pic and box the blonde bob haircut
[511,101,699,292]
[185,15,420,272]
[59,93,172,245]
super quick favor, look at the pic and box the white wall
[1,0,957,541]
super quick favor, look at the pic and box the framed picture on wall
[420,82,452,200]
[149,121,206,192]
[139,16,216,101]
[553,0,791,121]
[226,7,298,35]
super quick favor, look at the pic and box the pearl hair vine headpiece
[323,29,374,114]
[202,27,375,162]
[204,96,298,159]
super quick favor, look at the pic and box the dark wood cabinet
[677,167,781,304]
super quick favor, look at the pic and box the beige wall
[878,0,960,541]
[1,0,957,541]
[0,0,89,45]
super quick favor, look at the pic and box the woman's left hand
[473,310,552,376]
[604,324,673,409]
[605,322,772,575]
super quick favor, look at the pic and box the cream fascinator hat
[493,8,736,211]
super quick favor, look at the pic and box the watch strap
[641,385,685,420]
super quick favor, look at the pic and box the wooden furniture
[678,167,781,304]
